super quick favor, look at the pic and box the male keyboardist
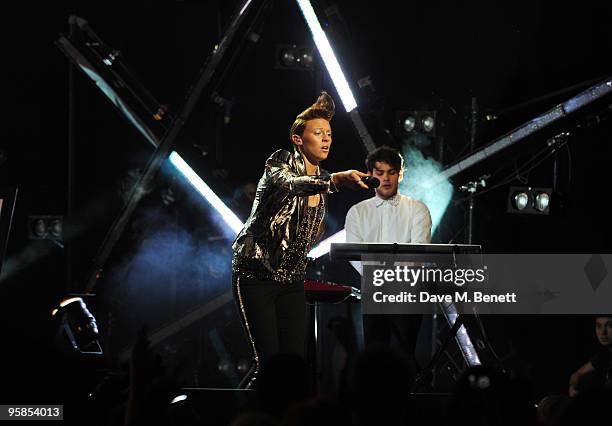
[345,146,432,366]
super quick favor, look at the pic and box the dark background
[2,0,612,411]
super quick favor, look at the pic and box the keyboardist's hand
[331,170,369,190]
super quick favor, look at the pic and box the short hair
[289,91,335,141]
[365,146,404,172]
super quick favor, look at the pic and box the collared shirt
[345,192,432,244]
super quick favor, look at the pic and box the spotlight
[507,187,552,215]
[160,187,176,206]
[279,49,296,67]
[275,44,315,71]
[396,111,438,137]
[236,359,251,373]
[297,48,314,69]
[49,219,63,239]
[513,192,530,211]
[534,192,550,212]
[218,359,233,374]
[28,216,64,241]
[421,114,436,133]
[52,295,103,355]
[403,116,416,132]
[33,219,46,238]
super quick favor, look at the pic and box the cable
[457,101,611,205]
[566,143,572,188]
[447,224,466,244]
[472,308,507,369]
[453,140,565,205]
[458,148,557,203]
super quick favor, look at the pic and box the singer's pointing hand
[331,170,369,190]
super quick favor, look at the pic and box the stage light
[33,219,46,238]
[514,192,530,211]
[52,296,102,355]
[296,0,357,112]
[28,216,64,241]
[403,116,416,132]
[275,44,314,71]
[534,192,550,212]
[218,359,233,374]
[298,48,314,68]
[442,306,481,367]
[507,187,551,215]
[168,152,244,235]
[396,111,438,137]
[170,395,188,405]
[279,47,296,67]
[421,115,435,133]
[441,75,612,181]
[49,219,63,239]
[308,229,345,259]
[236,359,250,373]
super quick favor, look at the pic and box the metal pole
[66,18,75,292]
[466,97,478,244]
[314,302,322,390]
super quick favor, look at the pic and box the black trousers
[363,314,422,361]
[232,273,307,389]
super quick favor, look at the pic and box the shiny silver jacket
[232,148,334,276]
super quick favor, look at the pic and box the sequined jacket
[232,148,334,280]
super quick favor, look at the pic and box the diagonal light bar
[442,76,612,179]
[308,229,345,258]
[296,0,375,151]
[56,35,160,148]
[169,152,243,235]
[296,0,357,112]
[441,303,481,367]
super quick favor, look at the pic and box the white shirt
[344,192,432,274]
[345,192,432,244]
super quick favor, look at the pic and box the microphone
[361,176,380,189]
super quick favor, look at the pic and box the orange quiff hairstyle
[289,91,335,141]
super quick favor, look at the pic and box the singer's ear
[291,134,302,146]
[398,168,404,182]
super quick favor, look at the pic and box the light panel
[308,229,346,258]
[296,0,357,112]
[169,152,244,235]
[442,76,612,179]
